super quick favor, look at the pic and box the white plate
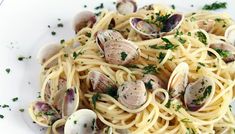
[0,0,234,133]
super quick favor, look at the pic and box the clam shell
[129,17,161,38]
[118,80,147,109]
[116,0,137,15]
[62,88,79,117]
[64,109,97,134]
[104,40,140,65]
[142,74,166,90]
[42,78,67,102]
[37,43,62,65]
[73,11,96,33]
[225,24,235,46]
[88,71,117,93]
[209,39,235,63]
[197,19,215,32]
[184,76,214,111]
[167,62,189,99]
[28,101,61,127]
[96,30,124,54]
[161,13,184,33]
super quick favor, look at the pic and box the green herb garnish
[202,2,227,10]
[192,85,212,105]
[5,68,11,74]
[143,65,157,74]
[57,23,63,27]
[51,31,56,36]
[195,31,207,45]
[120,51,128,61]
[73,50,84,59]
[165,100,171,108]
[19,109,25,112]
[181,118,192,123]
[171,5,175,9]
[0,114,4,119]
[144,79,153,89]
[213,48,231,58]
[12,97,18,102]
[157,52,166,63]
[92,93,101,109]
[150,38,178,50]
[60,39,65,44]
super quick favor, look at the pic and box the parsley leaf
[5,68,11,74]
[143,65,157,74]
[92,93,101,109]
[157,52,166,63]
[213,48,231,58]
[73,51,84,59]
[12,97,18,102]
[144,79,153,89]
[202,2,227,10]
[149,38,178,50]
[195,31,207,45]
[120,52,128,61]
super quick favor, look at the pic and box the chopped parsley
[95,3,104,10]
[195,31,207,45]
[57,23,63,27]
[85,32,91,37]
[73,50,84,59]
[60,39,65,44]
[18,56,31,61]
[202,2,227,10]
[74,120,77,124]
[229,105,232,111]
[175,104,182,111]
[171,5,175,9]
[51,31,56,36]
[192,85,212,105]
[144,79,153,89]
[0,114,4,119]
[2,104,9,108]
[19,109,25,112]
[165,100,171,108]
[213,48,231,58]
[150,38,178,50]
[143,65,157,74]
[120,51,128,61]
[157,52,166,63]
[198,62,205,66]
[186,128,196,134]
[178,37,186,44]
[92,93,101,109]
[106,86,118,99]
[5,68,11,74]
[12,97,18,102]
[84,5,87,8]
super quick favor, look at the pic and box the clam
[184,76,214,111]
[141,74,166,91]
[118,80,147,109]
[104,40,140,65]
[129,17,161,38]
[28,101,61,127]
[116,0,137,15]
[96,30,124,54]
[209,39,235,63]
[62,88,79,117]
[130,13,184,38]
[64,109,97,134]
[225,24,235,46]
[196,19,215,32]
[88,71,117,93]
[73,11,96,33]
[37,43,62,66]
[167,62,189,99]
[42,78,67,102]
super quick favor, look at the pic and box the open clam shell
[96,30,124,54]
[209,40,235,63]
[118,80,147,109]
[161,13,184,33]
[104,40,140,65]
[37,43,62,66]
[28,101,61,127]
[42,78,67,102]
[116,0,137,15]
[88,71,117,93]
[129,17,161,38]
[64,109,97,134]
[225,24,235,46]
[130,13,184,39]
[73,11,96,33]
[62,88,79,117]
[167,62,189,99]
[184,76,214,111]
